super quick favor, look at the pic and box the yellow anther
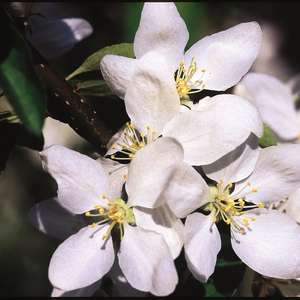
[85,198,135,241]
[251,187,258,193]
[110,122,157,162]
[208,180,263,234]
[175,57,206,100]
[257,202,264,208]
[225,219,231,225]
[242,218,250,226]
[98,207,105,214]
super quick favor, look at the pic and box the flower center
[85,196,135,240]
[175,57,206,102]
[206,180,264,234]
[111,122,157,162]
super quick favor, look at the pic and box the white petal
[118,224,178,296]
[108,262,150,297]
[125,51,180,134]
[232,209,300,279]
[163,94,263,165]
[49,225,115,291]
[43,117,87,149]
[161,162,209,218]
[234,144,300,204]
[202,134,259,185]
[184,213,221,282]
[41,145,108,214]
[28,18,93,60]
[29,198,85,240]
[126,137,183,208]
[279,187,300,223]
[189,96,212,111]
[287,73,300,101]
[235,73,299,141]
[51,280,101,297]
[134,2,188,65]
[100,55,136,99]
[63,18,93,42]
[133,205,184,259]
[97,157,128,199]
[105,125,126,155]
[184,22,262,91]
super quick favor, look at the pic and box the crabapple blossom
[164,139,300,281]
[235,72,300,141]
[106,50,263,167]
[36,144,185,296]
[100,2,262,105]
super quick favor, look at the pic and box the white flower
[100,2,262,102]
[106,50,263,166]
[235,72,300,141]
[276,187,300,224]
[36,144,185,296]
[24,3,93,59]
[165,140,300,281]
[28,18,93,60]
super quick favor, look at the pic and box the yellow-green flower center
[206,180,264,234]
[85,196,135,240]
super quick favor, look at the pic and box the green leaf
[0,92,44,171]
[66,43,134,80]
[122,3,143,42]
[175,3,208,49]
[0,9,46,137]
[259,124,278,148]
[204,280,224,297]
[69,79,112,97]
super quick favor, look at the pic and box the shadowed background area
[1,1,300,297]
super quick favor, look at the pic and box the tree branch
[4,3,114,153]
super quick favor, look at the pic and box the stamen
[175,57,206,100]
[111,122,157,163]
[208,181,263,234]
[84,198,135,240]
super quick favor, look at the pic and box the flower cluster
[30,2,300,297]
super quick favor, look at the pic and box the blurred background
[1,1,300,297]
